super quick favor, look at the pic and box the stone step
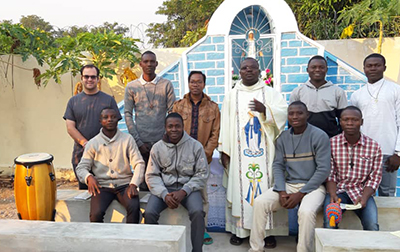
[0,219,186,252]
[315,228,400,251]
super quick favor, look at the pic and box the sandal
[203,232,213,245]
[230,235,243,246]
[264,236,277,249]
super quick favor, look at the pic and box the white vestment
[219,80,287,238]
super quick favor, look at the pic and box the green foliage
[338,0,400,38]
[20,15,54,33]
[146,0,224,47]
[0,23,141,86]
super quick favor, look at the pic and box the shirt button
[109,159,113,162]
[110,170,114,174]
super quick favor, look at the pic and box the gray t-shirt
[63,91,121,165]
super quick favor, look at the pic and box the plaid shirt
[328,132,382,203]
[189,97,202,140]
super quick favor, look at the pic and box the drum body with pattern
[14,153,56,220]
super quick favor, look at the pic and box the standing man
[290,55,347,138]
[324,106,382,230]
[249,101,331,252]
[124,51,176,190]
[172,70,220,245]
[145,113,209,252]
[351,53,400,196]
[219,58,287,245]
[76,107,145,223]
[64,64,121,189]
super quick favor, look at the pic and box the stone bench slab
[0,220,185,252]
[315,228,400,251]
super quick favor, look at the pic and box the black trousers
[90,184,140,223]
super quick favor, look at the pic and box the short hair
[99,107,116,118]
[141,51,156,60]
[307,55,327,67]
[188,71,206,84]
[363,53,386,66]
[341,106,363,118]
[165,112,183,125]
[289,101,308,111]
[80,64,100,76]
[241,57,260,67]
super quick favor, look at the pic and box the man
[290,55,347,138]
[64,64,121,189]
[124,51,176,190]
[219,58,287,246]
[249,101,331,252]
[145,113,209,252]
[350,53,400,196]
[172,70,220,245]
[76,107,145,223]
[324,106,382,231]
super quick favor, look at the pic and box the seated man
[76,107,145,223]
[324,106,382,230]
[249,101,331,252]
[145,112,209,252]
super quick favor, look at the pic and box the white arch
[207,0,298,36]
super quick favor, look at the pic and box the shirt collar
[139,74,160,85]
[367,78,384,85]
[339,132,365,146]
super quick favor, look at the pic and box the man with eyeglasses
[64,64,121,189]
[172,70,220,245]
[124,51,176,191]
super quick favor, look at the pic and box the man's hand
[165,194,179,209]
[126,184,139,199]
[283,192,305,209]
[248,98,266,114]
[385,154,400,172]
[169,190,187,204]
[139,144,151,156]
[87,175,101,196]
[355,196,368,209]
[221,153,230,169]
[278,191,289,208]
[329,193,339,204]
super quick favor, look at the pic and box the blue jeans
[323,192,379,231]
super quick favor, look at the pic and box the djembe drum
[13,153,56,220]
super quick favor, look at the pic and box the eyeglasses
[82,75,98,80]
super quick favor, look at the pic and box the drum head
[15,153,54,166]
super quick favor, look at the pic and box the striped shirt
[328,133,382,203]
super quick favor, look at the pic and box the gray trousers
[144,190,205,252]
[378,155,398,196]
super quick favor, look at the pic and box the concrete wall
[0,48,184,175]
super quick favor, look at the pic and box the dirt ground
[0,176,78,220]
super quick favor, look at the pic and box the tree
[285,0,363,40]
[19,15,53,33]
[146,0,223,47]
[338,0,400,52]
[0,23,141,87]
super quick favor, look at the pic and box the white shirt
[139,74,160,85]
[350,78,400,155]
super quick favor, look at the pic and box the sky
[0,0,167,30]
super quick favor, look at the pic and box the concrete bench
[55,189,289,250]
[315,228,400,251]
[315,197,400,231]
[0,219,185,252]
